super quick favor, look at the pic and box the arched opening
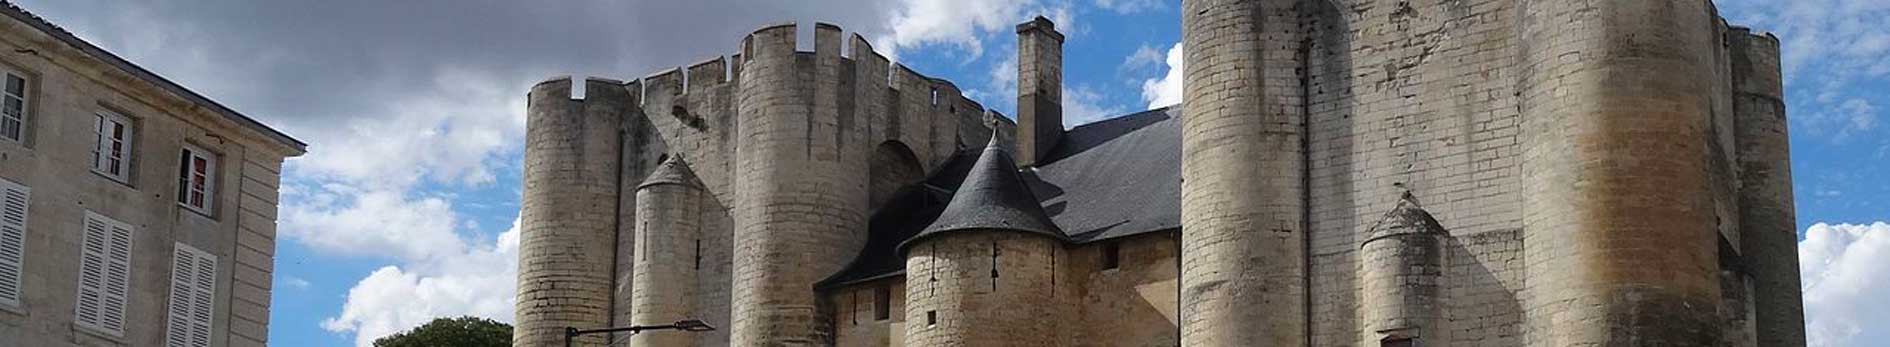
[868,141,924,211]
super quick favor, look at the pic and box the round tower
[900,136,1063,347]
[1517,0,1723,345]
[730,22,871,345]
[1358,195,1446,346]
[515,77,627,346]
[629,157,706,347]
[1729,28,1803,347]
[1178,0,1308,345]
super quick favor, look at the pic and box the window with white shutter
[92,111,134,182]
[165,243,216,347]
[75,211,133,336]
[0,178,27,307]
[176,144,216,214]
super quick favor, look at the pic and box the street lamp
[563,319,715,347]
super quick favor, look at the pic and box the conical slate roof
[1364,192,1446,241]
[638,155,702,189]
[900,136,1064,253]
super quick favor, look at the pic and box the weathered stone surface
[512,3,1800,346]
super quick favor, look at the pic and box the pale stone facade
[514,1,1803,346]
[0,3,303,347]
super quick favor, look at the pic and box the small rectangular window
[1382,336,1418,347]
[926,310,937,327]
[873,284,891,321]
[1101,241,1121,270]
[76,211,134,336]
[176,144,216,214]
[0,71,27,143]
[92,111,134,182]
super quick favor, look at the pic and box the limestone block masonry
[1179,0,1308,345]
[515,2,1803,345]
[515,78,625,346]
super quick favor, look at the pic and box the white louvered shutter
[166,243,216,347]
[76,212,132,335]
[0,178,27,307]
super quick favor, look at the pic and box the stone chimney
[1015,16,1063,167]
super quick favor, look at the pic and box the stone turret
[1518,0,1724,344]
[730,22,873,345]
[514,77,628,346]
[1015,16,1063,167]
[1177,0,1307,345]
[630,157,707,347]
[1358,194,1446,346]
[1730,28,1804,347]
[900,135,1063,347]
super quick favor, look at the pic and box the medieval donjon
[513,0,1803,346]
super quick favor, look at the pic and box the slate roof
[0,1,306,153]
[900,136,1065,251]
[821,106,1182,288]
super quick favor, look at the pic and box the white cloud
[1140,42,1183,109]
[881,0,1074,60]
[280,188,469,262]
[321,219,522,347]
[1120,43,1165,73]
[284,68,532,189]
[282,276,312,290]
[1716,0,1890,141]
[1800,222,1890,347]
[1093,0,1164,14]
[1064,86,1128,128]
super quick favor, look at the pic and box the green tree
[373,316,512,347]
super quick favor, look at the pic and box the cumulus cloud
[1141,42,1184,109]
[1800,222,1890,347]
[322,219,522,347]
[882,0,1075,60]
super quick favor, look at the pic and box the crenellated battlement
[597,22,992,119]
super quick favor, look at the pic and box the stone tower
[1357,194,1446,345]
[630,157,708,346]
[515,77,626,347]
[513,2,1801,346]
[900,136,1064,347]
[1177,0,1307,345]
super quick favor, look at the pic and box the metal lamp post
[563,319,715,347]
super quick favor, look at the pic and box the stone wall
[902,230,1060,347]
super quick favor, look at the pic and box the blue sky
[15,0,1890,346]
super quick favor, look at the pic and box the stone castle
[513,0,1803,346]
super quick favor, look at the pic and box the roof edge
[0,1,306,154]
